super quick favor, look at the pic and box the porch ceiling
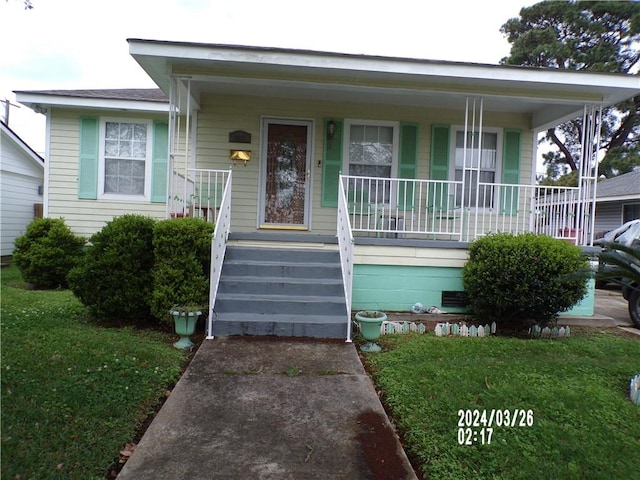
[128,39,640,132]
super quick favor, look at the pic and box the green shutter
[151,121,169,203]
[78,117,99,199]
[429,124,450,209]
[501,129,521,214]
[430,124,450,180]
[398,123,418,209]
[321,118,343,207]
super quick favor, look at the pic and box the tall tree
[501,1,640,182]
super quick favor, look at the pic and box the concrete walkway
[117,338,417,480]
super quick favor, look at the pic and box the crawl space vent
[441,291,468,308]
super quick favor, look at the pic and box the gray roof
[12,88,168,103]
[597,170,640,198]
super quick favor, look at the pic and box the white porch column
[167,76,196,218]
[463,97,484,241]
[576,105,603,246]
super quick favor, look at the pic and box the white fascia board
[128,39,640,102]
[15,92,169,114]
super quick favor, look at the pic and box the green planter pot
[355,311,387,353]
[171,310,201,349]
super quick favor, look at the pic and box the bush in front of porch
[68,214,157,325]
[462,233,589,328]
[65,215,213,327]
[151,217,214,323]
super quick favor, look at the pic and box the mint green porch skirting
[352,265,595,316]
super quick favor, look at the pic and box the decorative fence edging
[434,322,497,337]
[630,374,640,405]
[381,321,427,335]
[353,320,428,335]
[529,324,571,338]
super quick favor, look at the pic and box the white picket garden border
[630,374,640,405]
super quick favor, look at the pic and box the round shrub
[13,218,85,289]
[151,217,214,323]
[67,215,157,324]
[462,233,590,326]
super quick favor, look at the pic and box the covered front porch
[163,78,604,247]
[122,41,638,247]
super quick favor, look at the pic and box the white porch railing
[341,175,591,244]
[206,170,232,339]
[337,177,354,342]
[169,168,231,224]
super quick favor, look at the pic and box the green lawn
[1,266,188,480]
[366,330,640,480]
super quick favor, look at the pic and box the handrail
[169,168,231,222]
[207,170,232,339]
[337,175,355,342]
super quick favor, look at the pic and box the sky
[0,0,538,155]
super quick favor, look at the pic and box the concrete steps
[212,246,348,339]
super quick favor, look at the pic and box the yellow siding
[48,109,168,237]
[193,94,534,236]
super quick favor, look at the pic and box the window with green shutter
[321,119,418,208]
[430,124,521,212]
[78,117,167,203]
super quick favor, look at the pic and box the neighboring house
[594,170,640,235]
[15,40,640,339]
[0,120,44,259]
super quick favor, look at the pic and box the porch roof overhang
[128,38,639,131]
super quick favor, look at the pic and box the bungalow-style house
[0,120,44,260]
[594,170,640,235]
[15,39,640,340]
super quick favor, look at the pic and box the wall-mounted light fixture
[230,149,251,166]
[327,119,336,140]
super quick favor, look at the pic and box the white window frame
[342,119,400,206]
[449,126,503,210]
[98,118,153,201]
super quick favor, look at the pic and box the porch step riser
[218,279,344,297]
[225,247,340,264]
[215,298,347,316]
[222,263,342,280]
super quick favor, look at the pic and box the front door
[260,119,312,229]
